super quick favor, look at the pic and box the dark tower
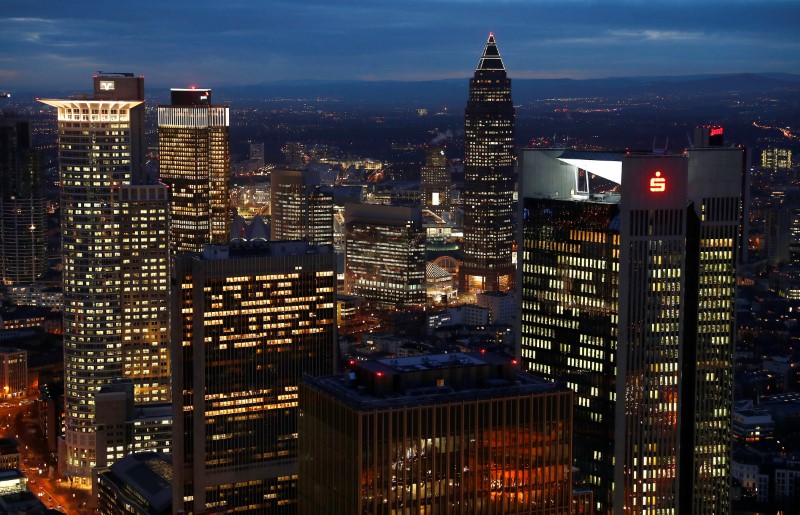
[460,34,516,293]
[420,145,450,217]
[0,115,46,285]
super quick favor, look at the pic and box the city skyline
[2,0,800,90]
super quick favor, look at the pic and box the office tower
[460,34,516,294]
[766,192,798,266]
[762,148,792,172]
[249,141,265,169]
[344,204,426,307]
[693,125,725,148]
[420,145,451,216]
[519,146,745,514]
[158,88,230,253]
[778,188,800,264]
[119,184,171,404]
[171,241,337,514]
[270,169,333,245]
[298,352,574,514]
[40,73,149,481]
[519,149,621,513]
[0,116,46,285]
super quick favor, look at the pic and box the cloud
[1,0,799,88]
[610,30,704,41]
[4,17,55,24]
[0,70,22,79]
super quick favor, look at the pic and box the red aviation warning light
[649,171,666,193]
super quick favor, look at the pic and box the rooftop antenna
[653,137,669,156]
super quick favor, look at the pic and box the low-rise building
[0,348,27,398]
[97,452,172,515]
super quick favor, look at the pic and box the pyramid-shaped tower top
[476,33,505,71]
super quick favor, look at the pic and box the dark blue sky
[3,0,799,90]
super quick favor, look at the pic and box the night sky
[2,0,800,90]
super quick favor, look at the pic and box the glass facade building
[171,241,337,514]
[158,88,230,253]
[0,116,46,285]
[299,352,574,514]
[519,147,745,514]
[344,204,426,308]
[420,145,450,217]
[270,169,333,245]
[520,189,620,513]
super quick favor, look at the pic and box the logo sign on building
[99,81,115,91]
[649,171,666,193]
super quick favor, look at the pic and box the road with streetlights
[0,396,91,514]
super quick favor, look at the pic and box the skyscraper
[519,146,745,513]
[118,184,171,405]
[158,88,230,253]
[171,241,337,514]
[270,169,333,245]
[460,34,516,294]
[420,145,450,217]
[344,204,426,308]
[249,141,265,170]
[762,148,792,173]
[40,73,151,481]
[0,116,46,285]
[518,152,620,513]
[299,352,574,514]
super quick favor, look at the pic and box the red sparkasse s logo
[650,171,666,192]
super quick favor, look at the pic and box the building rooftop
[0,438,19,454]
[304,351,563,411]
[100,452,172,513]
[200,240,333,260]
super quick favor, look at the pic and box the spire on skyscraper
[476,33,505,71]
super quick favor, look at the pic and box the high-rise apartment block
[158,88,230,253]
[299,352,574,514]
[460,34,516,294]
[519,145,745,513]
[420,145,451,216]
[171,241,337,514]
[0,116,46,285]
[344,204,426,307]
[270,169,333,245]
